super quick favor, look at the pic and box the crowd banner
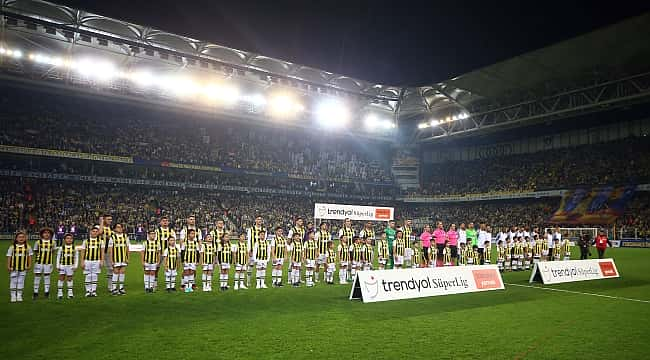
[401,189,565,203]
[0,144,133,164]
[619,239,650,248]
[349,265,504,303]
[529,259,619,284]
[549,185,636,224]
[314,203,394,221]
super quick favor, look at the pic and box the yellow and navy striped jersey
[273,236,287,259]
[7,244,32,271]
[471,251,479,264]
[256,238,269,260]
[394,237,406,256]
[363,244,373,262]
[143,238,161,264]
[403,226,413,244]
[248,225,267,247]
[58,244,77,266]
[443,247,453,263]
[304,240,318,260]
[542,241,549,252]
[497,246,507,260]
[317,231,330,254]
[327,249,336,264]
[210,228,226,245]
[484,246,491,262]
[340,227,355,241]
[553,246,562,258]
[413,247,422,265]
[164,246,180,270]
[337,244,350,262]
[82,238,104,261]
[563,240,571,254]
[377,240,389,259]
[291,241,303,262]
[101,226,113,253]
[182,240,199,263]
[534,240,543,256]
[155,227,174,252]
[110,233,130,263]
[352,243,363,262]
[360,228,375,240]
[34,238,55,265]
[202,241,216,264]
[458,247,467,264]
[289,226,305,242]
[430,247,438,260]
[514,243,524,256]
[235,242,248,265]
[218,241,232,264]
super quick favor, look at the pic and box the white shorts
[34,263,53,274]
[235,264,246,271]
[248,256,256,266]
[292,262,302,268]
[144,263,157,271]
[203,264,214,271]
[327,263,336,272]
[58,265,75,276]
[183,263,197,271]
[404,248,413,261]
[394,255,404,265]
[273,258,285,266]
[378,258,387,265]
[113,262,128,268]
[305,259,316,268]
[317,254,327,265]
[256,259,268,267]
[339,261,349,267]
[220,263,230,270]
[83,261,101,274]
[542,250,549,256]
[165,269,177,277]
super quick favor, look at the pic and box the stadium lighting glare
[364,114,379,128]
[0,48,5,55]
[242,93,266,106]
[12,50,22,58]
[203,83,241,105]
[74,58,117,81]
[452,115,458,121]
[430,119,439,126]
[268,94,302,118]
[315,99,350,128]
[130,70,155,87]
[418,122,429,129]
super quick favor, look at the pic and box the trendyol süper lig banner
[350,265,504,303]
[314,203,394,221]
[529,258,619,284]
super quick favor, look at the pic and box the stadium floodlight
[315,98,350,128]
[12,50,22,58]
[130,70,155,87]
[430,119,440,126]
[203,83,241,105]
[418,122,429,129]
[0,48,5,55]
[242,93,266,106]
[452,115,458,121]
[268,93,302,118]
[364,114,379,128]
[74,58,117,81]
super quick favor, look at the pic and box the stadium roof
[1,1,649,141]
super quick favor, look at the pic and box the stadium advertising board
[314,203,394,221]
[529,259,619,284]
[349,265,504,303]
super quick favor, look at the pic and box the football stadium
[1,1,650,359]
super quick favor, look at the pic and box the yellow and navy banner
[549,185,636,224]
[0,144,133,164]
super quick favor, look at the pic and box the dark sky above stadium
[57,0,649,86]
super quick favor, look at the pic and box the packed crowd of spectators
[0,91,393,183]
[616,192,650,238]
[0,155,395,199]
[419,137,650,196]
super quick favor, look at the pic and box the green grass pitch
[1,243,649,360]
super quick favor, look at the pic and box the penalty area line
[505,283,650,304]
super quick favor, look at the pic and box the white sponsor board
[349,265,504,303]
[314,203,394,221]
[529,259,619,285]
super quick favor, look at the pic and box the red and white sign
[349,265,504,303]
[529,258,619,284]
[314,203,394,221]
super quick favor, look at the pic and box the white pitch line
[505,282,650,304]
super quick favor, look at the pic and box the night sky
[55,0,649,86]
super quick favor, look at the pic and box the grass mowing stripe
[505,282,650,303]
